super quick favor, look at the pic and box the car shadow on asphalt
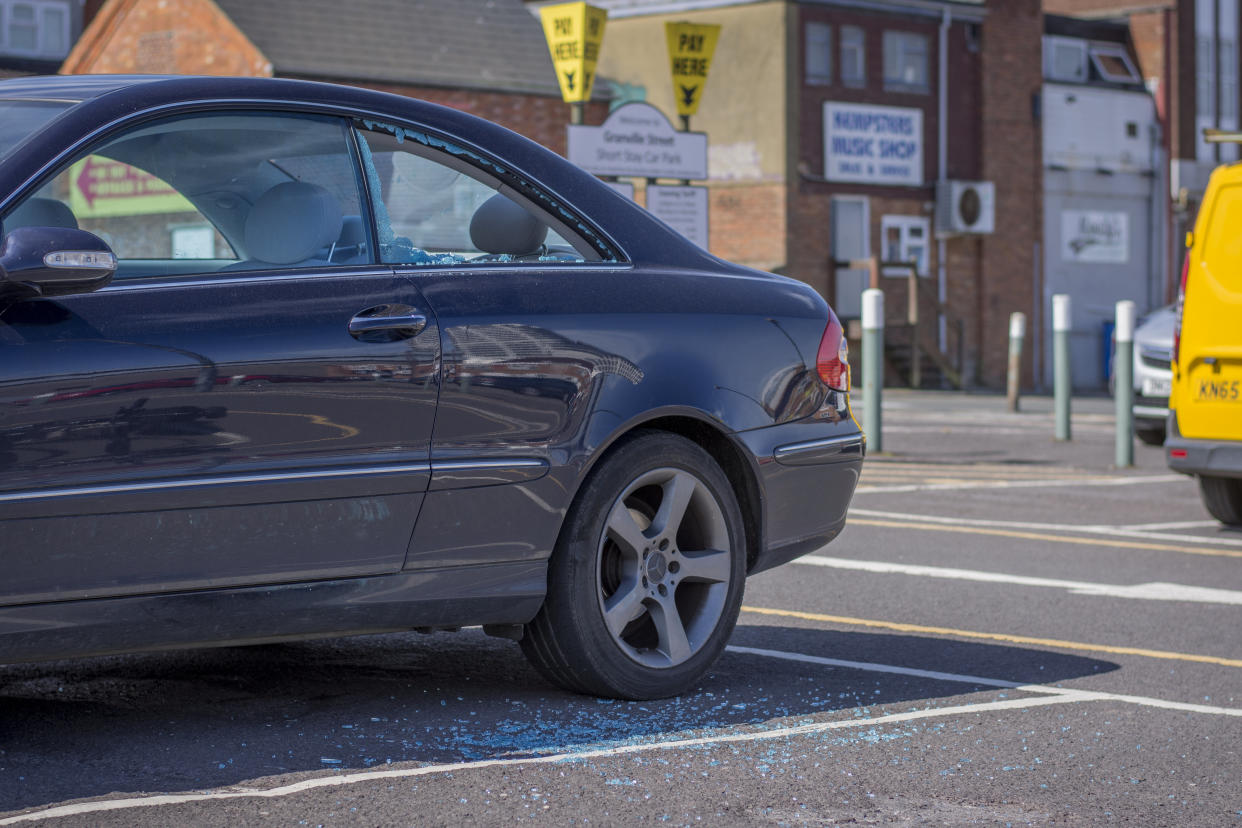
[0,625,1116,814]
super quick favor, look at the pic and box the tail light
[816,311,850,392]
[1172,251,1189,365]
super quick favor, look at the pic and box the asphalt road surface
[2,390,1239,826]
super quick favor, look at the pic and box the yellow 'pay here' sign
[665,21,721,117]
[540,2,608,103]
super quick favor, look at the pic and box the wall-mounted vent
[935,180,995,235]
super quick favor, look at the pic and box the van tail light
[1172,251,1189,365]
[816,311,850,392]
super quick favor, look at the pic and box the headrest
[6,197,79,231]
[244,182,342,265]
[469,194,547,256]
[337,214,366,247]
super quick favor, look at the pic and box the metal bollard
[862,288,884,454]
[1006,311,1026,413]
[1114,300,1136,467]
[1053,294,1072,441]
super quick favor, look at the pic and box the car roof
[0,74,174,102]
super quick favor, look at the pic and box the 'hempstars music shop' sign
[823,102,923,187]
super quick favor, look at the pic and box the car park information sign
[647,185,708,249]
[823,102,923,186]
[568,102,708,180]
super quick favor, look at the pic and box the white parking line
[726,646,1242,717]
[793,555,1242,606]
[850,507,1242,548]
[880,425,1115,436]
[1127,520,1221,531]
[854,474,1185,495]
[4,644,1237,825]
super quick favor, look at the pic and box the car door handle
[348,305,428,341]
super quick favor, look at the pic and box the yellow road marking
[849,518,1242,559]
[740,606,1242,668]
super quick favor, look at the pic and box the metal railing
[832,255,966,389]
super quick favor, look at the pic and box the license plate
[1195,378,1242,402]
[1142,376,1171,397]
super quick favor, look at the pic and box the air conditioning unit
[935,180,995,235]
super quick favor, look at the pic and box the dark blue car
[0,75,862,699]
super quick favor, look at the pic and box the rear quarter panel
[402,263,836,572]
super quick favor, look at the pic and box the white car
[1131,305,1175,445]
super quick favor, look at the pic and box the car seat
[225,181,343,270]
[469,193,547,260]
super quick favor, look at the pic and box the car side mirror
[0,224,117,300]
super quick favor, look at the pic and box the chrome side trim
[773,434,865,465]
[428,458,550,491]
[0,463,432,504]
[431,459,547,472]
[98,264,636,294]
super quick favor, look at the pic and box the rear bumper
[1133,395,1168,427]
[1166,411,1242,478]
[738,420,864,574]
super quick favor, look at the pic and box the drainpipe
[937,6,949,356]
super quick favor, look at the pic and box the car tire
[1135,426,1165,446]
[521,430,746,700]
[1199,475,1242,526]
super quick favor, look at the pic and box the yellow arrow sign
[540,2,607,104]
[665,21,721,117]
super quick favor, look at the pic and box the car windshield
[0,100,72,160]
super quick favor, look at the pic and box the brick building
[588,0,1044,388]
[61,0,605,154]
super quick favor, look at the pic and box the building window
[1197,32,1217,162]
[881,214,930,277]
[1220,0,1239,162]
[840,25,865,87]
[1224,49,1240,122]
[1,0,72,60]
[1043,36,1087,82]
[1088,43,1140,84]
[805,21,831,85]
[883,31,929,93]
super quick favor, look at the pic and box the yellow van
[1167,161,1242,524]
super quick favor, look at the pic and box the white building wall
[1042,83,1161,390]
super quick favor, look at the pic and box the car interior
[1,112,590,281]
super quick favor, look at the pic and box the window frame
[883,30,930,94]
[2,109,382,278]
[2,101,627,285]
[840,25,866,88]
[0,0,71,60]
[351,120,614,267]
[1043,35,1088,83]
[881,214,931,277]
[805,21,832,86]
[1087,43,1141,84]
